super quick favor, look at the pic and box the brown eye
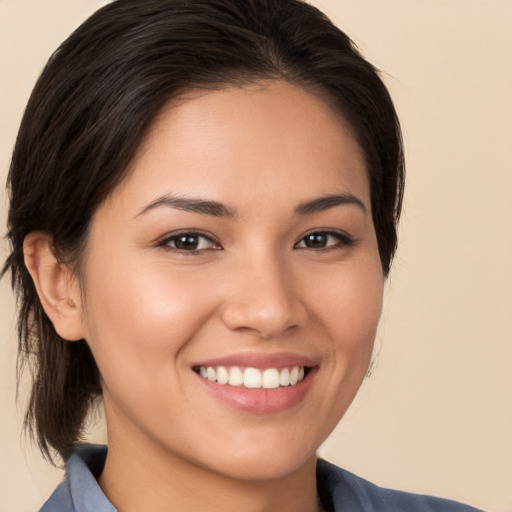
[159,232,220,252]
[174,234,201,250]
[295,231,354,250]
[303,233,329,248]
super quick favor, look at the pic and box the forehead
[102,80,369,216]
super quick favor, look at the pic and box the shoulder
[39,479,74,512]
[316,459,482,512]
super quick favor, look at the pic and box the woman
[3,0,481,511]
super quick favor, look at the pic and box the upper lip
[191,351,318,369]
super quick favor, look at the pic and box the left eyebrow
[295,193,367,215]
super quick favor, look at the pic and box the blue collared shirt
[39,444,481,512]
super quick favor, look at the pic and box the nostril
[219,299,304,340]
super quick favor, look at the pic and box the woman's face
[78,81,383,480]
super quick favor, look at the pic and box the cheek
[292,255,383,445]
[311,258,383,337]
[80,261,219,386]
[307,255,383,377]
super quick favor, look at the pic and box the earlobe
[23,231,85,341]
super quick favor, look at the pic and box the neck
[99,432,322,512]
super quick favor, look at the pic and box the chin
[195,437,320,482]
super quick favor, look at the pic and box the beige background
[1,1,511,511]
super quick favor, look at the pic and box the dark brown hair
[2,0,404,464]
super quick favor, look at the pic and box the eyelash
[157,231,220,254]
[294,230,355,250]
[157,230,355,254]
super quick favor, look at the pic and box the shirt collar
[67,444,116,512]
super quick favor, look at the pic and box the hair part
[3,0,404,463]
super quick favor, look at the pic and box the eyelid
[156,228,354,252]
[157,229,222,251]
[294,229,355,249]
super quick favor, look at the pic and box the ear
[23,231,85,341]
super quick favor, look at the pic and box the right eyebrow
[135,194,238,219]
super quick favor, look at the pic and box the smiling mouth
[194,365,309,389]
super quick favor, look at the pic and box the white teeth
[244,367,262,388]
[217,366,229,385]
[262,368,280,389]
[289,367,299,385]
[197,365,307,389]
[279,368,290,386]
[228,366,243,386]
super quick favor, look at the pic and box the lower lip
[196,369,316,414]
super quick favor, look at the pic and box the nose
[220,254,307,339]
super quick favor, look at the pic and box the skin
[26,81,384,512]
